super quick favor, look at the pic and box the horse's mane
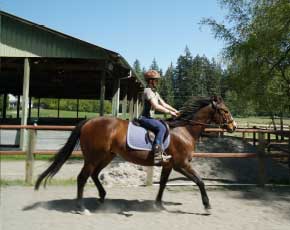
[166,96,212,127]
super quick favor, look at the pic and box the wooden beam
[2,93,7,119]
[99,71,106,116]
[112,79,120,117]
[121,94,127,119]
[37,98,40,118]
[20,58,30,150]
[17,95,20,119]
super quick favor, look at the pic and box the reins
[178,118,225,128]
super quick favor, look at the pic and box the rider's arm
[150,98,177,116]
[159,98,179,113]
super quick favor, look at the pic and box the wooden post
[145,166,154,186]
[280,115,284,141]
[253,132,256,146]
[267,133,270,144]
[99,72,106,116]
[37,98,40,118]
[112,79,120,117]
[2,93,7,119]
[121,94,127,119]
[28,97,32,119]
[133,98,139,118]
[20,58,30,150]
[257,132,266,187]
[25,128,36,184]
[288,133,290,170]
[17,95,20,119]
[129,97,134,121]
[76,99,79,118]
[57,98,60,118]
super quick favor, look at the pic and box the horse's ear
[211,95,223,103]
[211,100,218,109]
[211,95,221,109]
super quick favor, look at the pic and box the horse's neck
[185,107,213,140]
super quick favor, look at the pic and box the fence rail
[1,125,289,186]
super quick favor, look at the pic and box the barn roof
[0,10,144,99]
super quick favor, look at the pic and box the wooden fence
[0,125,289,186]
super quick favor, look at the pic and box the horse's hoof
[204,204,212,214]
[75,208,92,216]
[204,203,212,209]
[154,202,166,211]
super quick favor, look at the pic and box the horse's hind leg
[76,163,94,213]
[175,164,211,210]
[91,153,116,203]
[155,166,172,209]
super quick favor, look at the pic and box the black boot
[153,144,163,165]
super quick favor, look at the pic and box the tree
[202,0,290,116]
[133,59,142,75]
[174,46,193,108]
[159,63,175,106]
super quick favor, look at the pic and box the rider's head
[144,70,160,89]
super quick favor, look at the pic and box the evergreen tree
[159,63,175,106]
[174,46,193,108]
[133,59,142,75]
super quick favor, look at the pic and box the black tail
[35,120,87,190]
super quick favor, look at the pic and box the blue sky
[1,0,227,71]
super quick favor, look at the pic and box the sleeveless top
[141,88,161,118]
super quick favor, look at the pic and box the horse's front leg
[174,164,211,210]
[155,166,172,209]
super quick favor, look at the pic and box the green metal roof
[0,10,145,86]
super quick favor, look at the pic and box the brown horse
[35,96,237,214]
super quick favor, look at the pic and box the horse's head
[210,96,237,133]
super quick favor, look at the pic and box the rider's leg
[139,117,166,164]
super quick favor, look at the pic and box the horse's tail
[34,120,87,190]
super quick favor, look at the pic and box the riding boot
[153,144,163,165]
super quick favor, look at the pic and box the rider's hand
[169,111,178,117]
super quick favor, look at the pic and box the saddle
[126,119,171,151]
[132,118,170,144]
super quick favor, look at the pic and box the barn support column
[76,99,79,118]
[16,95,20,119]
[129,97,134,121]
[99,71,106,116]
[20,58,30,150]
[133,97,139,118]
[121,94,127,119]
[28,97,32,119]
[57,98,60,118]
[37,98,40,118]
[112,78,120,117]
[2,93,7,119]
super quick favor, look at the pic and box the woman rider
[139,70,179,165]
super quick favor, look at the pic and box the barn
[0,10,144,120]
[0,10,144,147]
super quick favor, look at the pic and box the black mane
[166,96,212,127]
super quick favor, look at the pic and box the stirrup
[161,151,172,161]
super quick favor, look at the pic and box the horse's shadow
[22,198,210,216]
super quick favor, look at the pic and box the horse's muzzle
[224,121,237,133]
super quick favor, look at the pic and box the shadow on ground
[22,197,211,216]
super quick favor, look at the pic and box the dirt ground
[1,185,290,230]
[1,136,290,230]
